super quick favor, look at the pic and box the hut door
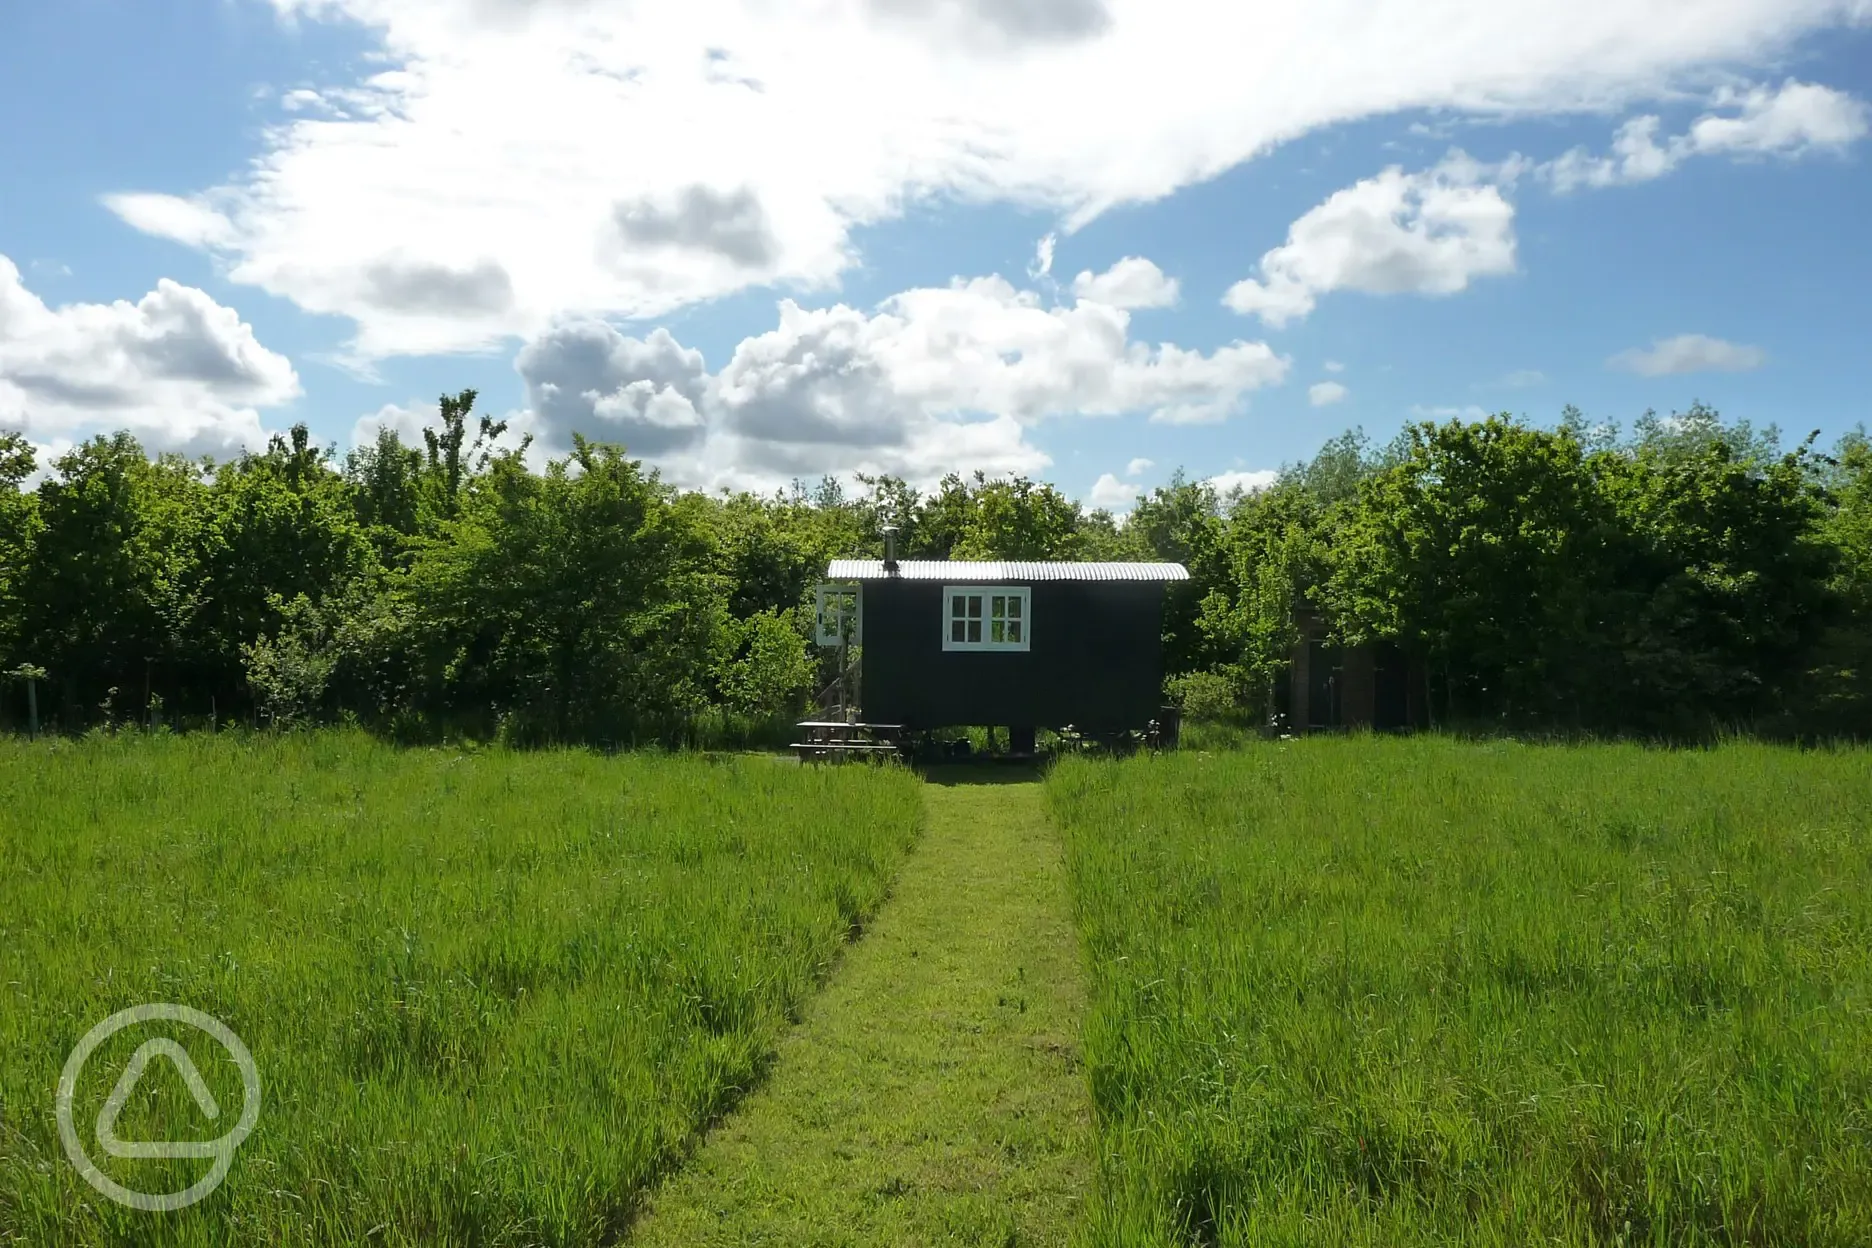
[814,584,861,647]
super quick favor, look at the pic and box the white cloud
[1030,233,1057,279]
[349,400,438,451]
[1309,380,1349,406]
[95,0,1867,357]
[1541,79,1869,191]
[1692,79,1870,153]
[517,323,711,456]
[1323,359,1345,372]
[1125,456,1153,477]
[1607,333,1766,376]
[280,88,326,112]
[1223,152,1519,328]
[0,255,299,460]
[504,267,1287,490]
[100,193,239,250]
[1206,468,1279,497]
[349,397,545,469]
[1088,471,1139,509]
[1498,368,1547,387]
[1070,256,1179,309]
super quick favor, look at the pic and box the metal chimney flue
[882,525,899,572]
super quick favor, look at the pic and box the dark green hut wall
[859,579,1165,731]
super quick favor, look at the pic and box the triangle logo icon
[94,1038,224,1161]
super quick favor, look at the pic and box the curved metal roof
[825,559,1190,582]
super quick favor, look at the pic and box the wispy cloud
[1539,80,1869,192]
[1608,334,1767,376]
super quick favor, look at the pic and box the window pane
[991,619,1005,642]
[968,595,982,619]
[951,618,965,642]
[1007,620,1022,643]
[967,619,982,642]
[1007,595,1022,618]
[951,594,965,619]
[992,595,1006,619]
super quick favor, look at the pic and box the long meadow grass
[1048,735,1872,1246]
[0,730,921,1246]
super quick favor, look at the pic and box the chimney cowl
[882,525,899,571]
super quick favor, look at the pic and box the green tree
[1323,415,1617,726]
[1799,428,1872,734]
[1126,473,1228,676]
[345,425,426,561]
[1197,481,1326,719]
[192,425,374,711]
[0,433,40,672]
[1595,428,1834,731]
[22,434,207,726]
[422,389,512,522]
[951,475,1082,560]
[404,436,718,742]
[716,608,817,720]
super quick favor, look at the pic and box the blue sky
[2,0,1868,505]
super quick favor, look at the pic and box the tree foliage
[2,398,1870,741]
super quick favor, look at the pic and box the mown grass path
[630,768,1092,1247]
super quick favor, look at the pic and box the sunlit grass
[1049,735,1872,1246]
[0,730,921,1246]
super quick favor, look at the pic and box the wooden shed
[1276,605,1431,732]
[816,557,1189,749]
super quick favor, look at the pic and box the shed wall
[859,579,1165,730]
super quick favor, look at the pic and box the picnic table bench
[792,721,906,762]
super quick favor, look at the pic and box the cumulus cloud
[1309,380,1349,406]
[1323,359,1345,373]
[711,275,1288,441]
[1206,468,1278,498]
[1071,256,1179,309]
[1223,152,1519,328]
[504,266,1288,489]
[1607,333,1766,376]
[1541,79,1869,191]
[1087,471,1139,509]
[0,255,298,460]
[96,0,1867,357]
[1125,455,1153,476]
[517,322,710,455]
[350,397,543,467]
[349,400,440,450]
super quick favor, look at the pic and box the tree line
[2,394,1868,743]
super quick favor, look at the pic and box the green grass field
[1048,736,1872,1246]
[8,731,1872,1247]
[0,731,922,1246]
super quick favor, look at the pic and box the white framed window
[814,583,861,647]
[942,585,1031,652]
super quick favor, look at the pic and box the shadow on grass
[919,761,1045,786]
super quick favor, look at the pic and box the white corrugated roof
[825,559,1189,582]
